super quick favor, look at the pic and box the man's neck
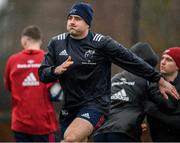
[164,71,178,82]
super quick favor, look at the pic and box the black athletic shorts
[58,106,105,141]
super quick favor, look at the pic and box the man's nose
[70,17,76,23]
[161,59,166,65]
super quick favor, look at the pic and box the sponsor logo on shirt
[61,110,68,116]
[59,50,68,56]
[112,78,135,86]
[22,72,39,86]
[17,60,41,69]
[81,113,90,119]
[111,89,129,101]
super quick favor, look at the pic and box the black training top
[95,71,149,141]
[38,31,160,114]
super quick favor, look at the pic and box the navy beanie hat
[68,2,94,26]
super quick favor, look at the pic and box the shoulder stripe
[63,33,66,39]
[55,33,66,40]
[57,35,60,40]
[93,34,103,42]
[95,34,101,41]
[97,35,103,41]
[93,34,98,41]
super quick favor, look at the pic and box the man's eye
[75,17,82,21]
[68,16,73,20]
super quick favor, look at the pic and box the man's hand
[141,123,148,132]
[54,56,74,75]
[159,77,180,100]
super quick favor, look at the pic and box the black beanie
[68,2,94,26]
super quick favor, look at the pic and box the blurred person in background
[146,47,180,142]
[93,42,158,142]
[4,25,58,142]
[38,2,179,142]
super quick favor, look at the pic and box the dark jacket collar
[173,72,180,91]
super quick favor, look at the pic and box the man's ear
[174,62,179,71]
[21,36,29,49]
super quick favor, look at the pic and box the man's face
[160,54,179,75]
[67,15,89,38]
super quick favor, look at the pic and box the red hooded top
[4,49,58,135]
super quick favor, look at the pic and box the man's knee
[63,133,78,142]
[63,124,92,142]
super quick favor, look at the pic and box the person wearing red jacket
[4,25,58,142]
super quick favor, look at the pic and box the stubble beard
[68,28,82,39]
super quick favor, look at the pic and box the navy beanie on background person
[67,2,94,26]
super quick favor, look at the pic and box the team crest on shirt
[84,50,95,59]
[82,50,96,65]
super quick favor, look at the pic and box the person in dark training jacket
[93,42,158,142]
[38,2,179,142]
